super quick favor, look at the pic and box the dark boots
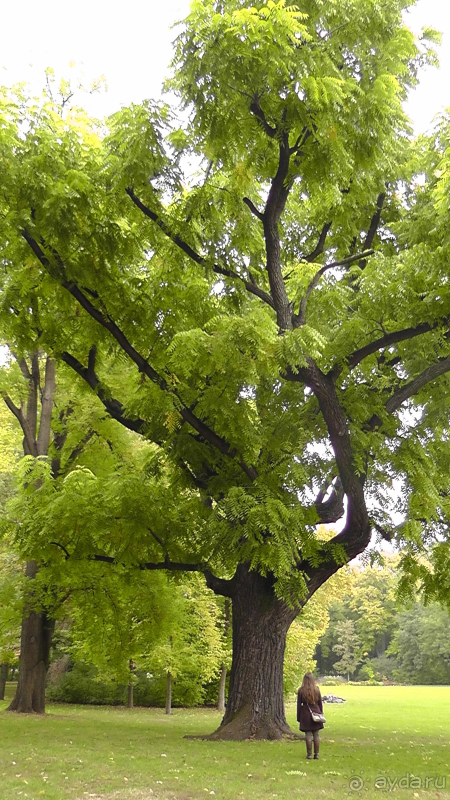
[314,734,320,759]
[306,732,320,759]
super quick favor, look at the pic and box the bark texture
[165,670,172,715]
[8,562,55,713]
[127,683,134,709]
[217,664,227,713]
[128,659,134,708]
[208,565,297,740]
[0,663,8,700]
[217,597,230,713]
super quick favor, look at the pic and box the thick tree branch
[56,547,231,594]
[304,222,332,263]
[50,541,71,560]
[147,527,169,559]
[215,266,275,310]
[17,357,32,382]
[90,553,204,573]
[27,353,40,449]
[371,521,395,542]
[289,127,313,156]
[51,407,95,477]
[243,196,264,221]
[66,430,96,466]
[2,393,38,456]
[203,569,237,598]
[385,356,450,414]
[36,358,55,456]
[286,361,371,588]
[263,135,293,330]
[61,351,149,434]
[125,188,204,265]
[359,192,386,269]
[51,407,71,478]
[303,364,365,506]
[22,229,168,389]
[344,320,443,373]
[315,478,345,524]
[249,96,277,138]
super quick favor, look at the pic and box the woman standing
[297,673,324,759]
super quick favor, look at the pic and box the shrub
[318,675,346,685]
[47,661,126,705]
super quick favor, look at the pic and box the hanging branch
[295,249,374,327]
[126,189,274,309]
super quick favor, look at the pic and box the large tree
[0,352,148,712]
[0,0,447,737]
[1,353,57,712]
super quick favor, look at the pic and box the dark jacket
[297,687,324,732]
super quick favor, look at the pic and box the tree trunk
[217,663,227,713]
[209,565,297,741]
[4,358,57,714]
[165,670,172,715]
[127,682,134,709]
[8,561,55,714]
[127,658,134,708]
[217,597,230,713]
[0,663,8,700]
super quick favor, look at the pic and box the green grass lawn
[1,682,450,800]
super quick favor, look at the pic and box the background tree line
[316,558,450,686]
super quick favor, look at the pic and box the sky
[1,0,450,133]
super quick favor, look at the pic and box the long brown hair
[299,672,320,704]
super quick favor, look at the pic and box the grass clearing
[1,683,450,800]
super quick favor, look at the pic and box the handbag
[307,703,326,724]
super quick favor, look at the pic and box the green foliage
[0,545,21,664]
[47,573,228,707]
[284,559,349,693]
[47,661,127,705]
[0,398,22,507]
[388,603,450,685]
[63,568,177,684]
[332,618,363,678]
[364,654,397,682]
[316,559,399,678]
[316,559,450,686]
[144,574,228,704]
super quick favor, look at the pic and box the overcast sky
[1,0,450,133]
